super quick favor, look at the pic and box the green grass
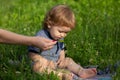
[0,0,120,80]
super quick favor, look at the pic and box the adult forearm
[0,29,57,50]
[0,29,32,45]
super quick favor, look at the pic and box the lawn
[0,0,120,80]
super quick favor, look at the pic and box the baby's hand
[57,59,66,68]
[47,61,57,69]
[37,57,49,68]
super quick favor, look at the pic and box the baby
[28,4,97,80]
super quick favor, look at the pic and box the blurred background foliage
[0,0,120,79]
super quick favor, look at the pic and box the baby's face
[48,25,71,40]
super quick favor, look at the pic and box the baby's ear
[48,25,51,28]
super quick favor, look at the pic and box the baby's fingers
[57,59,61,65]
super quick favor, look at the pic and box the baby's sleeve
[28,31,42,53]
[28,46,40,53]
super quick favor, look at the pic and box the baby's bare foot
[78,68,97,79]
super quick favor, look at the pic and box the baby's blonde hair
[43,4,75,29]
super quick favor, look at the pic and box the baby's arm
[29,52,56,72]
[59,50,65,61]
[57,50,65,65]
[57,50,73,69]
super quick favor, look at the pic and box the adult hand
[32,36,57,50]
[0,29,56,50]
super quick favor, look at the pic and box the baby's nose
[61,34,65,37]
[61,33,65,37]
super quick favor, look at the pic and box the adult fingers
[43,45,53,50]
[42,40,57,50]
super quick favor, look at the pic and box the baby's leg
[29,52,45,62]
[29,53,73,80]
[32,60,46,73]
[65,57,83,74]
[29,52,56,71]
[58,57,97,79]
[33,62,73,80]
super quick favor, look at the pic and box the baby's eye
[59,31,64,33]
[65,32,68,34]
[59,31,66,33]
